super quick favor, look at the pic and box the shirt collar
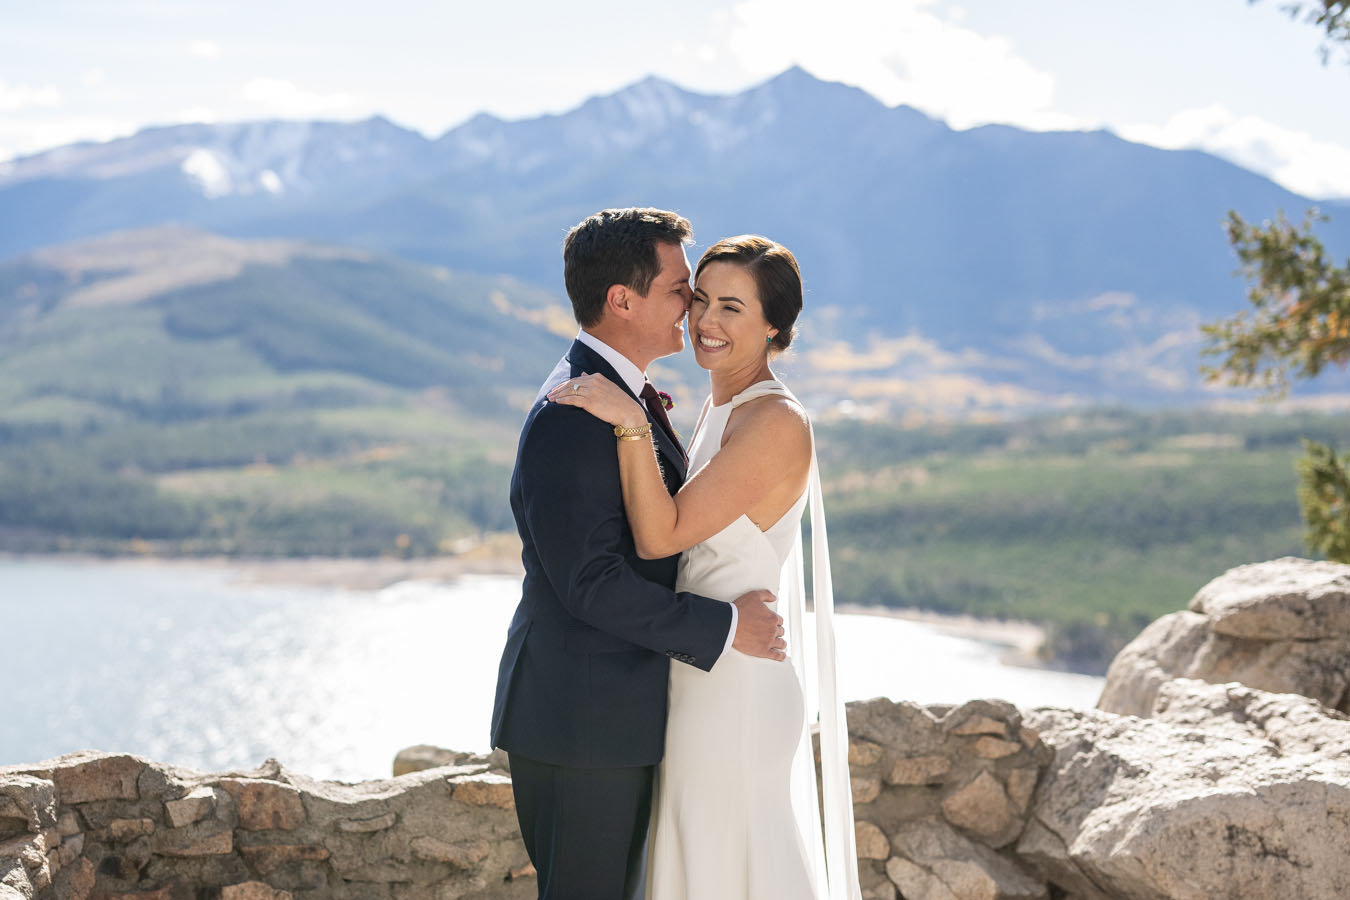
[576,330,647,397]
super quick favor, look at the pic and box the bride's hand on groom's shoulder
[547,373,647,429]
[732,590,787,661]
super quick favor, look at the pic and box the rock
[855,820,890,860]
[164,786,217,828]
[0,831,49,892]
[56,812,80,838]
[392,745,460,776]
[335,811,397,832]
[1004,768,1038,814]
[863,881,897,900]
[849,738,885,767]
[221,883,293,900]
[220,779,306,831]
[887,817,1048,900]
[452,774,515,809]
[508,862,536,881]
[1191,557,1350,640]
[0,777,55,837]
[852,775,882,804]
[973,737,1021,759]
[1151,678,1350,758]
[55,832,84,866]
[941,771,1020,848]
[1096,610,1210,717]
[1099,559,1350,716]
[49,753,144,804]
[238,844,330,876]
[1023,701,1350,900]
[63,856,95,900]
[393,745,509,776]
[409,836,490,868]
[887,756,951,786]
[947,715,1011,737]
[96,885,174,899]
[152,828,233,857]
[104,818,155,842]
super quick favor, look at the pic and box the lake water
[0,558,1104,781]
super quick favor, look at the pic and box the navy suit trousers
[508,753,655,900]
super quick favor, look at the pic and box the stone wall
[0,750,534,900]
[1,697,1055,900]
[844,699,1051,900]
[7,688,1350,900]
[7,557,1350,899]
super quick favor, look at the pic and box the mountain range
[3,66,1349,411]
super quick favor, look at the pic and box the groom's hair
[563,208,693,327]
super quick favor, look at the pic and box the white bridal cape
[647,379,862,900]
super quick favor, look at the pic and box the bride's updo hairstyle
[695,235,802,353]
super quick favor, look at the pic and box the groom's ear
[604,283,635,321]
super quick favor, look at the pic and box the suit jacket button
[665,651,675,658]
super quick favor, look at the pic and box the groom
[490,208,786,899]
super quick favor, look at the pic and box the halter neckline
[710,378,790,410]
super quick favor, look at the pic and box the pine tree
[1204,1,1350,561]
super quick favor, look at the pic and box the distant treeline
[0,410,514,557]
[816,408,1350,672]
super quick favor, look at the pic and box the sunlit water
[0,559,1103,781]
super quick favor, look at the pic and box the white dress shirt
[576,330,739,662]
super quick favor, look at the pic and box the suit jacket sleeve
[519,401,732,672]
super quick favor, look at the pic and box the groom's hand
[732,590,787,661]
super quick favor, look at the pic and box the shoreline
[836,603,1047,670]
[0,550,525,591]
[4,551,1049,667]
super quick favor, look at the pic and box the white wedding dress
[647,379,862,900]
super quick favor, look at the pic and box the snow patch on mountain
[181,149,232,198]
[0,117,432,197]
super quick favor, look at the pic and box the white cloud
[720,0,1350,198]
[237,78,367,117]
[177,106,219,124]
[1118,105,1350,200]
[0,80,62,111]
[0,116,135,162]
[724,0,1085,131]
[189,40,221,59]
[83,68,107,88]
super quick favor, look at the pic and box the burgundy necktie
[640,383,686,462]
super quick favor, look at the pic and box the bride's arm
[548,373,810,559]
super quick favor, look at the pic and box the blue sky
[4,0,1349,197]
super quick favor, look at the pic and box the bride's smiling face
[689,261,776,371]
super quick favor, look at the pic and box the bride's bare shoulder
[724,394,810,455]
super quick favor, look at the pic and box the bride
[548,235,862,900]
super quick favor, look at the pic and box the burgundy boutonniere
[656,390,675,411]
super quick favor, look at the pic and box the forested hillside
[0,227,570,555]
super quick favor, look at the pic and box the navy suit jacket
[490,339,733,769]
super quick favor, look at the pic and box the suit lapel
[564,340,688,484]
